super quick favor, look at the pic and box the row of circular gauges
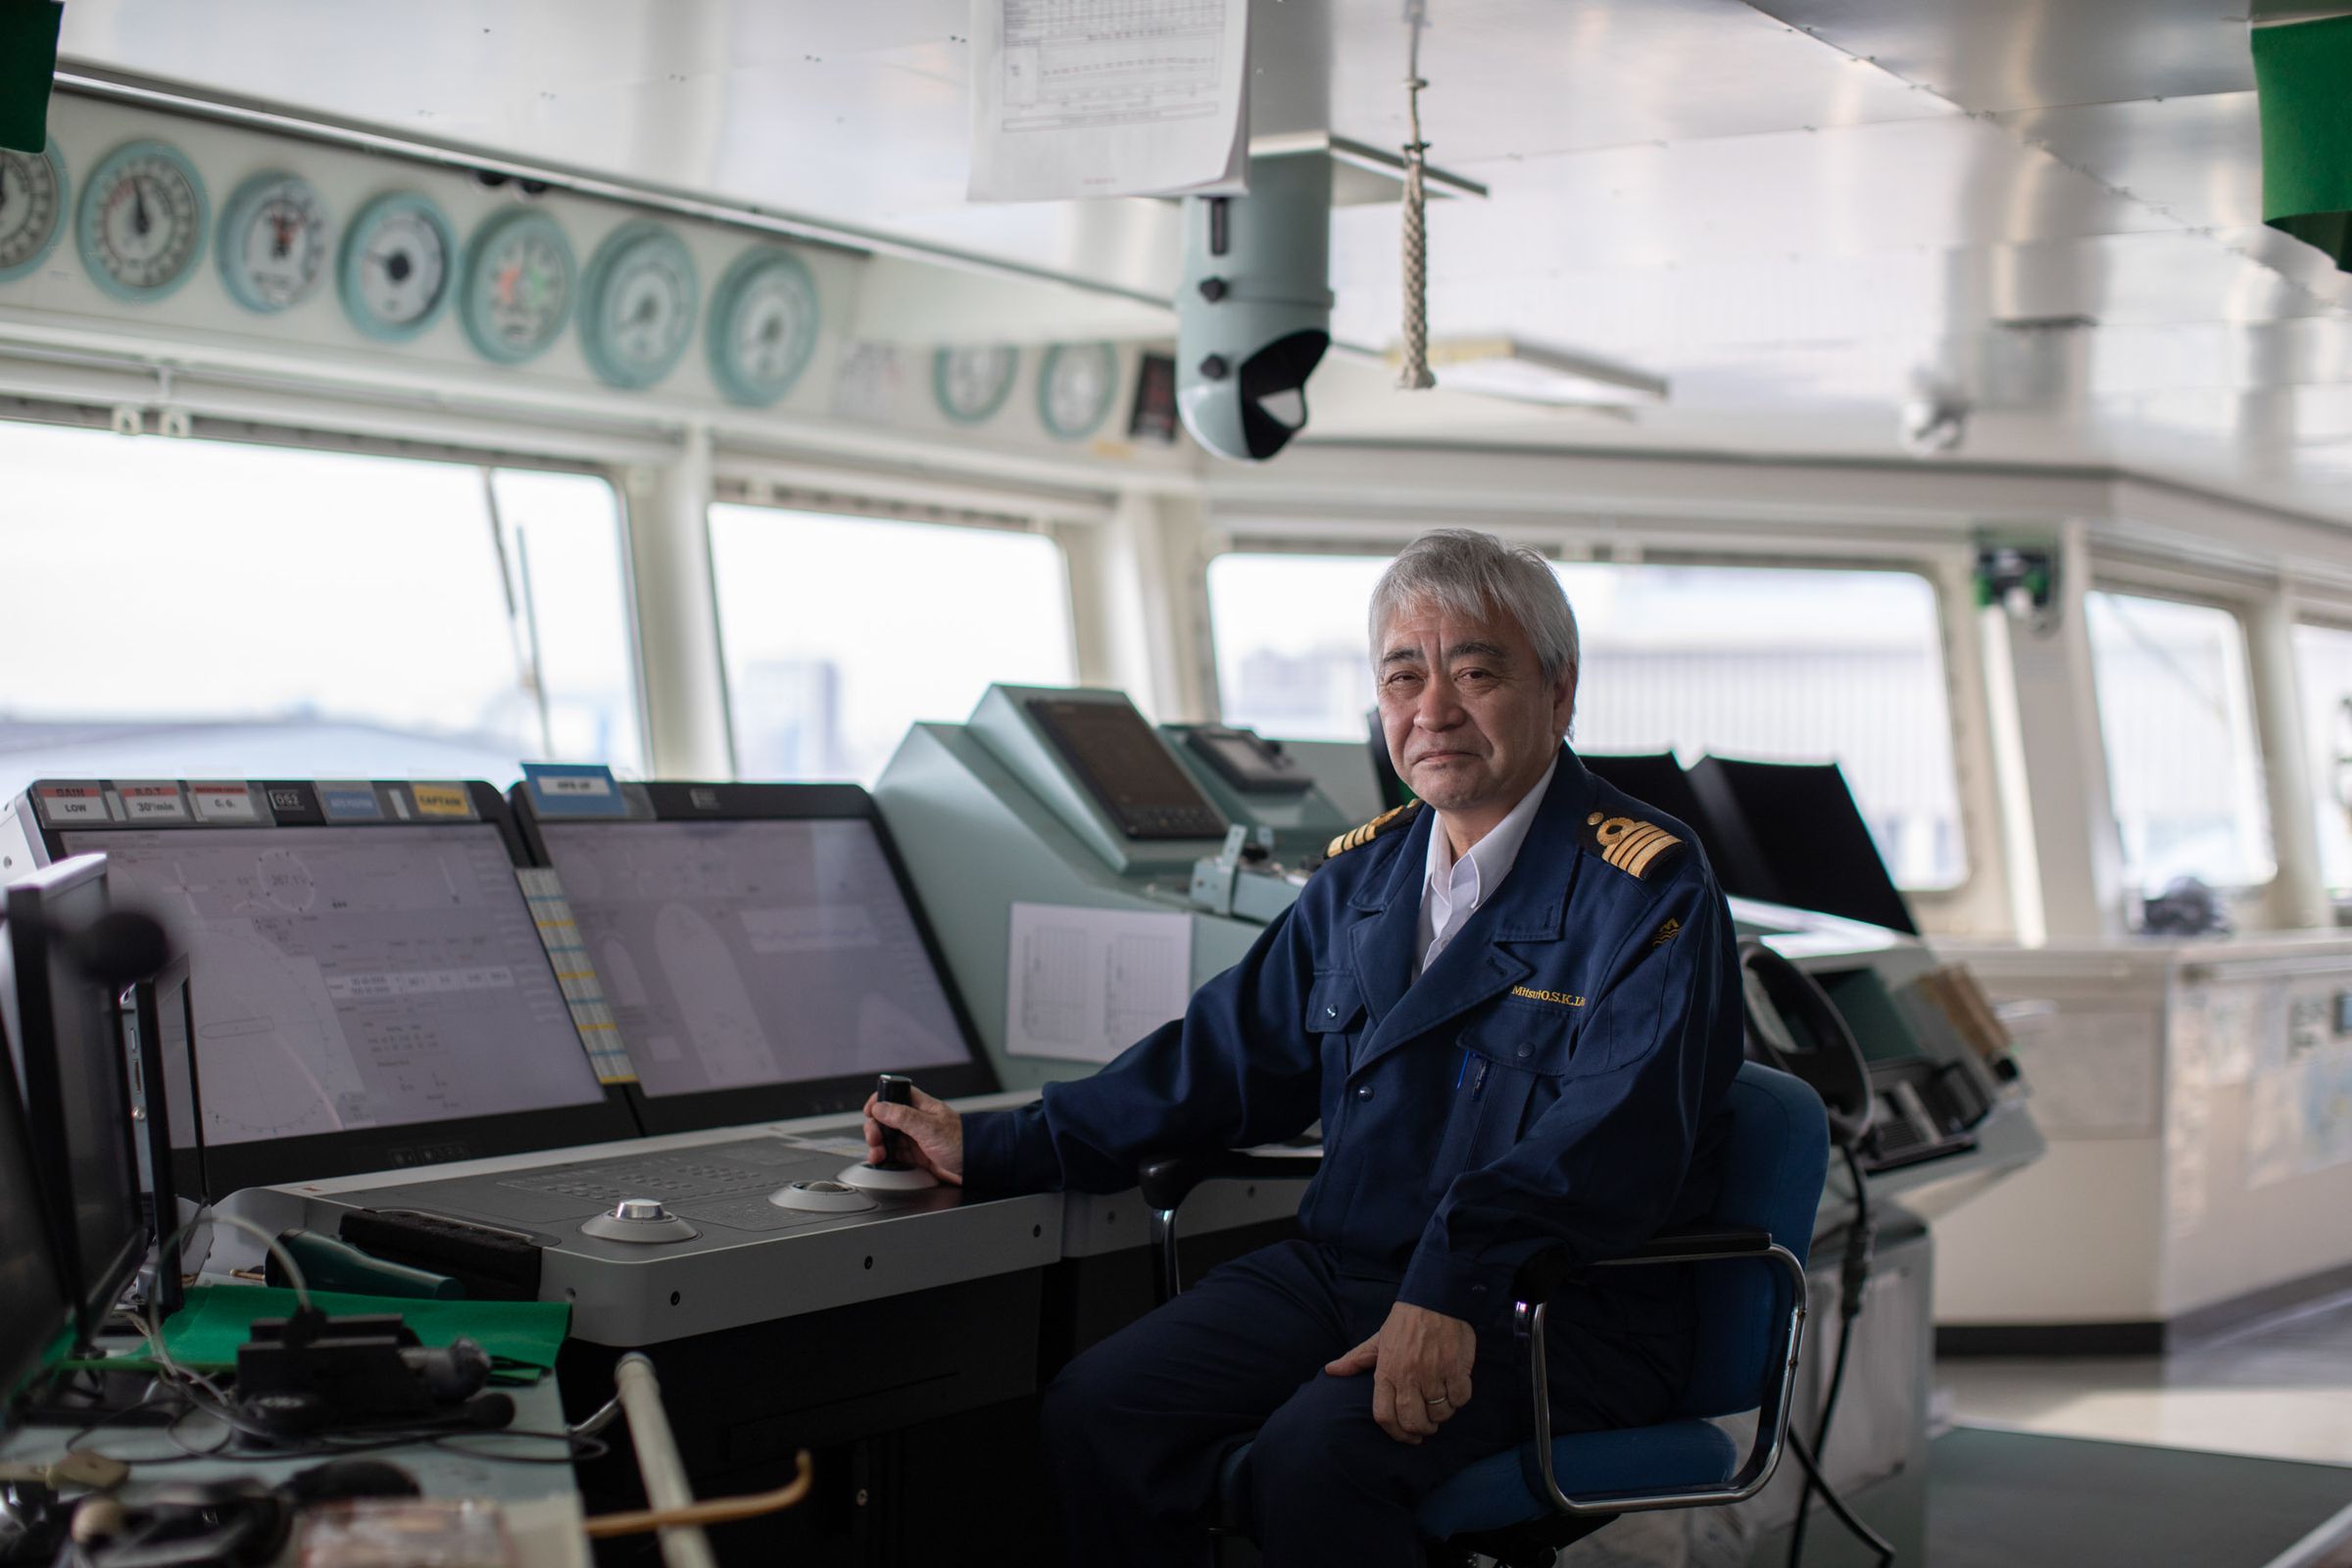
[0,136,1124,433]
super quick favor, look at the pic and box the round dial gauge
[218,171,331,313]
[581,221,699,389]
[339,191,458,342]
[706,247,822,408]
[77,139,208,301]
[1039,342,1119,441]
[0,137,69,284]
[460,208,575,365]
[933,344,1019,424]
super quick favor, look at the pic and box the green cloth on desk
[160,1287,569,1383]
[2254,15,2352,271]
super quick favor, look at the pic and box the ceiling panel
[1315,0,1949,166]
[1995,92,2264,234]
[1328,114,2178,295]
[1743,0,2255,113]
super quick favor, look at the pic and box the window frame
[1199,537,1983,901]
[700,493,1081,783]
[2283,611,2352,901]
[2082,573,2280,900]
[0,409,652,776]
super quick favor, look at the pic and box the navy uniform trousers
[1043,1238,1690,1568]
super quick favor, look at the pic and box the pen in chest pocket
[1453,1050,1490,1099]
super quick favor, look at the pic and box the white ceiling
[52,0,2352,518]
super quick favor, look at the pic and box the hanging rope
[1397,1,1435,390]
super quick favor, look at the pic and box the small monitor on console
[510,779,999,1136]
[0,1001,74,1421]
[2,856,147,1343]
[14,780,638,1195]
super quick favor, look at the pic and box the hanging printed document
[969,0,1250,201]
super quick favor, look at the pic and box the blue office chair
[1138,1059,1826,1568]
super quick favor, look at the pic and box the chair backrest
[1676,1060,1829,1419]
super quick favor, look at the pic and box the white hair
[1368,528,1581,689]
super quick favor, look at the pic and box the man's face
[1376,599,1575,829]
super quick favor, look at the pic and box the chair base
[1436,1513,1615,1567]
[1209,1513,1615,1567]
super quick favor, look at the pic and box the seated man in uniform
[866,528,1741,1568]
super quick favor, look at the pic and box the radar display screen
[60,823,608,1148]
[1026,697,1226,840]
[537,817,973,1100]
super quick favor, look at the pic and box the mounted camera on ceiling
[1176,153,1333,463]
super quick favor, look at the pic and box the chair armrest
[1514,1235,1809,1519]
[1138,1149,1322,1300]
[1512,1227,1776,1306]
[1137,1150,1322,1213]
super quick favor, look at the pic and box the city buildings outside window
[0,420,641,803]
[709,506,1075,782]
[1208,552,1968,889]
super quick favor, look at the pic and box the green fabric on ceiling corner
[0,2,63,154]
[2254,13,2352,270]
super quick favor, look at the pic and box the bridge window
[708,506,1075,782]
[1207,552,1967,890]
[0,420,641,804]
[2292,620,2352,896]
[2085,591,2275,893]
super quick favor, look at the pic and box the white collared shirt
[1416,754,1561,976]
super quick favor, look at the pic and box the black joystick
[840,1075,938,1193]
[873,1073,917,1170]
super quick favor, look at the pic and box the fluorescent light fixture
[1393,335,1669,406]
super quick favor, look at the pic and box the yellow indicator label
[411,784,472,818]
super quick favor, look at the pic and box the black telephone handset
[1737,940,1873,1152]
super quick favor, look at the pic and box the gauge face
[1039,342,1119,441]
[0,138,68,284]
[77,140,208,301]
[934,344,1019,424]
[707,247,822,408]
[581,222,699,389]
[219,172,330,313]
[460,209,575,365]
[339,192,457,341]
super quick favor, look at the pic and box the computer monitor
[513,781,1000,1135]
[1686,757,1918,935]
[1580,753,1745,878]
[2,857,146,1343]
[29,780,639,1193]
[0,972,75,1415]
[1025,697,1227,842]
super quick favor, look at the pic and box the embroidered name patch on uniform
[1511,985,1587,1007]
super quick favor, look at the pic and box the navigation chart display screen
[61,824,606,1147]
[538,818,972,1099]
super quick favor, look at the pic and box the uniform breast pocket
[1427,1012,1577,1196]
[1304,971,1366,1102]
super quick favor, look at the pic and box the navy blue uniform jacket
[964,747,1743,1338]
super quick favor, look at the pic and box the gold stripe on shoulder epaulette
[1325,800,1421,860]
[1586,811,1684,881]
